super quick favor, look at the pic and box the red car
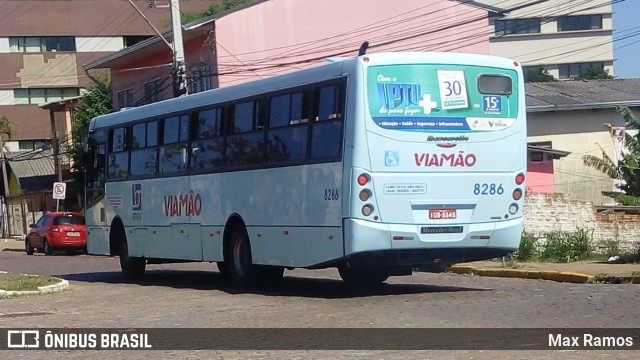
[25,212,87,255]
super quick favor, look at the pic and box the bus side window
[107,126,129,179]
[159,115,189,173]
[227,100,265,167]
[131,121,158,177]
[310,84,343,159]
[267,92,309,162]
[191,108,224,170]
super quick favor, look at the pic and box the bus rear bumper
[344,217,521,264]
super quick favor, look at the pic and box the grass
[0,272,60,292]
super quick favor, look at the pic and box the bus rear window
[478,75,512,95]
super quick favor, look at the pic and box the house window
[558,62,604,79]
[495,18,541,36]
[144,78,164,104]
[9,36,76,52]
[13,88,80,105]
[558,15,602,31]
[117,88,135,109]
[528,142,552,163]
[124,36,152,48]
[191,65,211,94]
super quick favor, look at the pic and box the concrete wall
[524,192,640,252]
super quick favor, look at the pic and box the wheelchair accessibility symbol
[384,151,399,167]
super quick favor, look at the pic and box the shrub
[512,232,538,261]
[538,228,593,262]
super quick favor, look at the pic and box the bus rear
[343,52,526,268]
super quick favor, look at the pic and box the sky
[613,0,640,78]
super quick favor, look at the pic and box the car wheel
[25,239,34,255]
[43,239,53,256]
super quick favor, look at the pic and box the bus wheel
[226,226,254,287]
[338,265,389,287]
[119,240,146,280]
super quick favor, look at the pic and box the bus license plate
[429,208,456,219]
[67,232,80,237]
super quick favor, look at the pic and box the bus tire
[226,226,254,287]
[338,265,389,287]
[119,240,146,280]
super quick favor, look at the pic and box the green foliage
[572,67,613,80]
[512,232,538,261]
[68,77,111,169]
[538,228,593,262]
[524,66,556,83]
[181,0,254,23]
[582,106,640,205]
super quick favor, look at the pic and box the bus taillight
[512,188,523,201]
[515,173,525,185]
[362,204,374,216]
[359,189,371,201]
[357,173,370,186]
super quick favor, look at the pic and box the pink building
[526,144,570,193]
[85,0,491,108]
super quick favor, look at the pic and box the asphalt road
[1,250,639,359]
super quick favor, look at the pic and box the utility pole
[170,0,188,97]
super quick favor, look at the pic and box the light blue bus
[84,52,526,287]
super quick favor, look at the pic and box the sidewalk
[3,237,639,283]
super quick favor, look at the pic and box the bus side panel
[87,226,109,255]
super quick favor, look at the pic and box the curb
[0,272,69,298]
[450,265,594,283]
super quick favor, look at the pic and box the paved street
[1,249,640,359]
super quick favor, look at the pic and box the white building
[470,0,614,79]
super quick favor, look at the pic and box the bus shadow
[59,269,490,299]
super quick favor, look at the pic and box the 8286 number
[324,188,339,200]
[473,183,504,195]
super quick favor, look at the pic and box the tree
[181,0,253,23]
[573,67,613,80]
[65,77,112,208]
[583,106,640,205]
[524,66,556,83]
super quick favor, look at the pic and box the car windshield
[53,215,85,226]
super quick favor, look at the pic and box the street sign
[53,182,66,200]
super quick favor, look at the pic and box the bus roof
[89,51,519,131]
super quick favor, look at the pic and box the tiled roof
[526,79,640,112]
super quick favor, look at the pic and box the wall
[524,192,640,252]
[527,107,626,205]
[214,0,490,87]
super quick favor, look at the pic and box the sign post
[52,182,66,211]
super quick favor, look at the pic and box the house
[0,0,218,152]
[525,79,640,204]
[84,0,491,108]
